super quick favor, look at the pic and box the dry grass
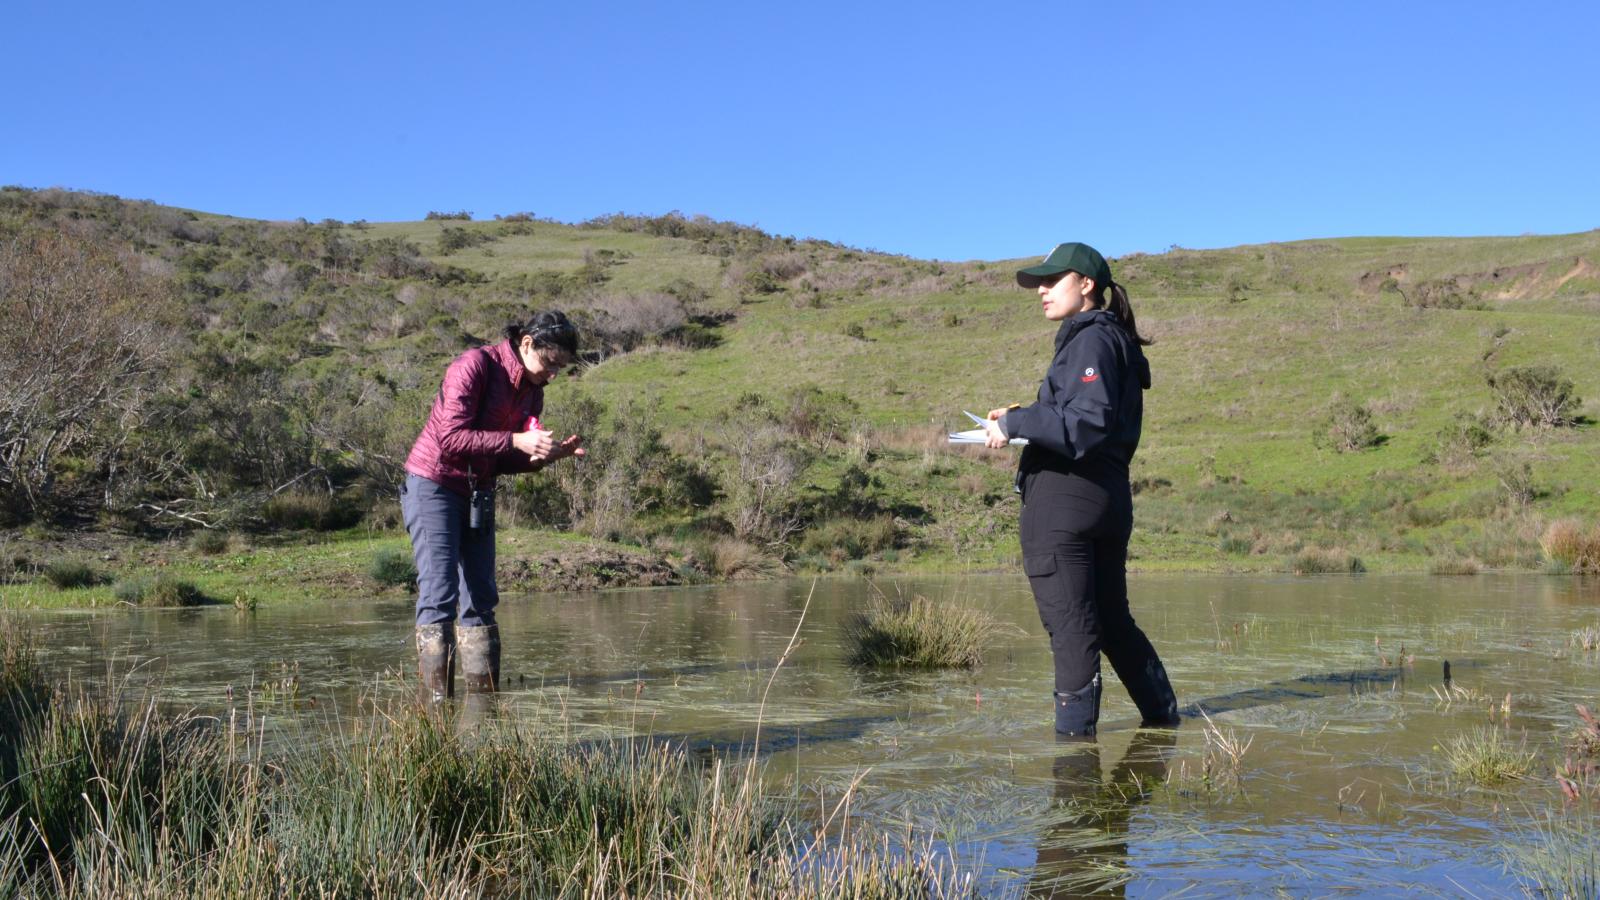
[710,536,782,580]
[1541,519,1600,573]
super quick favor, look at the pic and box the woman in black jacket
[982,242,1179,737]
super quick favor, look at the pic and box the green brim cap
[1017,242,1112,289]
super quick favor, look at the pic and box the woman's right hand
[512,428,556,460]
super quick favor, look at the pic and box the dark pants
[402,474,498,627]
[1020,468,1176,725]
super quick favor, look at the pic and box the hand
[986,407,1010,421]
[512,428,556,460]
[546,434,585,463]
[983,417,1009,449]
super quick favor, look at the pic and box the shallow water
[19,574,1600,896]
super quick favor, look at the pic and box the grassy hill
[3,188,1597,604]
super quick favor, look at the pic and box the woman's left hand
[983,417,1009,449]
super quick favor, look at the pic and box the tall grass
[1542,519,1600,574]
[0,616,979,898]
[846,588,1001,669]
[1503,814,1599,900]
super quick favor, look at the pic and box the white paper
[948,410,1029,446]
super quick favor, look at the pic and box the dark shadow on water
[1027,729,1176,898]
[1176,658,1484,719]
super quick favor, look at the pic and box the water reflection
[1026,729,1176,898]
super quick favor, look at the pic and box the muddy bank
[500,545,684,592]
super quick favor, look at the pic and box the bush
[1314,396,1383,452]
[42,560,101,589]
[1287,547,1365,575]
[1217,534,1253,555]
[709,537,780,580]
[112,576,206,607]
[423,210,472,220]
[1432,412,1494,466]
[436,226,495,255]
[846,592,1000,669]
[368,549,418,590]
[1488,365,1581,429]
[1541,520,1600,574]
[189,530,230,555]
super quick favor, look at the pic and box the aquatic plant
[0,607,983,898]
[1541,519,1600,574]
[1198,710,1254,788]
[1502,813,1599,900]
[1287,547,1365,575]
[368,548,418,589]
[1438,727,1538,786]
[41,559,100,589]
[1571,625,1600,653]
[845,589,1001,669]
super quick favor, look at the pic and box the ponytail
[1102,280,1153,347]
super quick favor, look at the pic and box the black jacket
[1001,309,1151,483]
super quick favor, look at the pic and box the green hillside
[3,187,1597,604]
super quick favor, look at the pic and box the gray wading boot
[1055,672,1102,737]
[416,623,455,703]
[458,624,501,694]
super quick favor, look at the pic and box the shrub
[1541,520,1600,574]
[189,529,230,556]
[369,549,418,590]
[1217,534,1253,555]
[423,210,472,220]
[1488,365,1580,429]
[843,322,867,340]
[709,537,780,580]
[436,226,494,254]
[1432,412,1493,467]
[42,560,101,589]
[1314,396,1383,452]
[846,592,1000,669]
[1287,547,1364,575]
[113,576,206,607]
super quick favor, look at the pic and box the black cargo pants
[1020,468,1177,734]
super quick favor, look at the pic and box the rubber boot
[416,623,455,703]
[1123,656,1180,728]
[458,624,500,694]
[1054,671,1101,737]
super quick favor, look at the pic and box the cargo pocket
[1023,553,1063,633]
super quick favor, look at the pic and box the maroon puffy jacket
[404,340,544,497]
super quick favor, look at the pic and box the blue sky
[4,1,1596,261]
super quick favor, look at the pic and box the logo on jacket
[1080,367,1099,383]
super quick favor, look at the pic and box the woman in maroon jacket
[403,311,583,702]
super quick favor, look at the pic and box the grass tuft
[1428,556,1482,576]
[1541,519,1600,574]
[1438,727,1538,786]
[368,548,418,590]
[846,588,1000,669]
[1287,547,1365,575]
[112,575,206,607]
[188,529,230,555]
[41,560,101,589]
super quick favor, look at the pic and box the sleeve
[433,351,516,458]
[1001,329,1121,461]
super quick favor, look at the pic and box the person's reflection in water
[1028,729,1176,898]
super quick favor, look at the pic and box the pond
[20,574,1600,896]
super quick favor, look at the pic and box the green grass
[1438,727,1539,786]
[845,589,1003,669]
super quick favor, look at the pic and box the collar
[488,339,528,390]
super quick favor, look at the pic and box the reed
[1286,547,1365,575]
[845,588,1001,669]
[1503,814,1599,900]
